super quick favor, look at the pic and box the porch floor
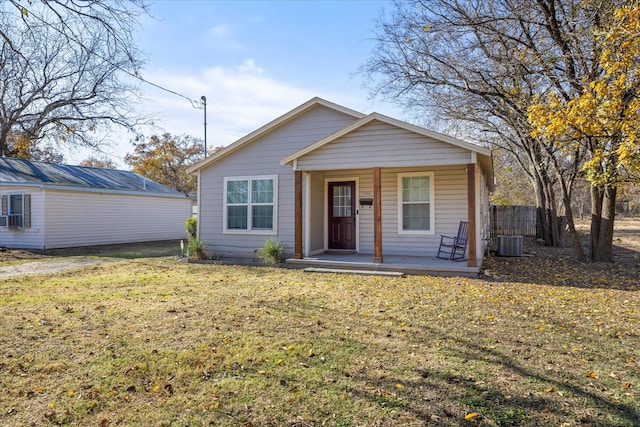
[286,252,480,277]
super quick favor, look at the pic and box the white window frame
[4,193,25,228]
[223,175,278,235]
[397,172,435,235]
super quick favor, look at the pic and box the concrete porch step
[303,267,405,277]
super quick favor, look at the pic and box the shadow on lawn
[482,239,640,291]
[348,320,640,426]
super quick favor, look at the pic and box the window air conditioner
[497,235,523,257]
[7,214,22,228]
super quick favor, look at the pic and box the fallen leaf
[465,412,479,420]
[587,371,598,378]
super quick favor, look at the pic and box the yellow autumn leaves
[527,4,640,185]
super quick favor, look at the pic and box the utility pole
[201,95,207,158]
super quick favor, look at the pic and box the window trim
[397,172,435,235]
[2,192,26,229]
[223,175,278,235]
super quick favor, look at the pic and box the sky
[69,0,404,166]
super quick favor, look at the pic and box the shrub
[187,236,207,260]
[257,238,286,265]
[185,217,197,239]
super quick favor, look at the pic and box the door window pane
[332,185,352,217]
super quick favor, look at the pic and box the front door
[328,181,356,250]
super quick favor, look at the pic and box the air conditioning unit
[7,215,22,228]
[0,215,7,227]
[497,235,523,257]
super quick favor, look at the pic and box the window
[224,176,277,233]
[398,172,434,234]
[1,193,30,228]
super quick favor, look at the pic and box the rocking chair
[437,221,468,261]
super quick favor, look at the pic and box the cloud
[208,24,230,37]
[133,60,316,149]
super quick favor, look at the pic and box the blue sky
[73,0,404,165]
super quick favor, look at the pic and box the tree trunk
[562,190,586,261]
[544,180,560,247]
[590,185,603,261]
[533,175,550,243]
[593,185,616,262]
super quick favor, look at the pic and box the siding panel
[43,190,191,249]
[296,121,473,170]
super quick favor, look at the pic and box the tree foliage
[0,0,150,158]
[124,133,204,194]
[529,5,640,184]
[78,157,118,169]
[4,132,64,163]
[528,4,640,261]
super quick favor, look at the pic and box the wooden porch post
[467,163,478,267]
[293,170,303,259]
[373,167,383,263]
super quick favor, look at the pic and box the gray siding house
[188,98,493,274]
[0,157,192,249]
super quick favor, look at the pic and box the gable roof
[186,97,365,173]
[0,157,186,197]
[281,112,492,165]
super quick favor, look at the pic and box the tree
[79,157,118,169]
[528,4,640,261]
[490,149,536,207]
[0,0,150,158]
[124,133,204,194]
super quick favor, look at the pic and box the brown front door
[328,181,356,250]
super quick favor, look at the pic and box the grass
[0,244,639,425]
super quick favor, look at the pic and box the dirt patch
[0,240,181,262]
[0,249,50,263]
[0,258,109,279]
[0,240,181,278]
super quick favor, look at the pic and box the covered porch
[280,113,493,276]
[286,163,482,276]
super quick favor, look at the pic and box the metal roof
[0,157,183,195]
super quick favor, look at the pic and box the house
[0,157,192,249]
[187,98,493,275]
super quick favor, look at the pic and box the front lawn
[1,239,639,426]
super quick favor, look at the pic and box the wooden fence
[490,205,538,237]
